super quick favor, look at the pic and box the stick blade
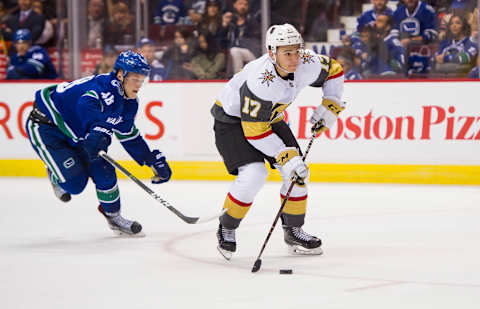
[192,209,227,224]
[251,259,262,273]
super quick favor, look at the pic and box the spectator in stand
[438,0,477,40]
[104,1,134,46]
[197,0,224,45]
[137,37,168,81]
[162,28,195,80]
[31,0,54,46]
[1,0,45,44]
[468,55,479,78]
[336,49,363,80]
[352,25,374,74]
[186,32,225,79]
[94,44,117,74]
[392,0,438,49]
[6,28,57,79]
[185,0,205,26]
[87,0,108,48]
[222,0,261,74]
[153,0,188,25]
[435,14,478,74]
[357,0,393,32]
[372,13,406,74]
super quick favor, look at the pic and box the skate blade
[217,245,232,261]
[288,245,323,255]
[112,230,146,238]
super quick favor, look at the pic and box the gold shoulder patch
[327,58,344,80]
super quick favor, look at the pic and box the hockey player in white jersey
[210,23,345,260]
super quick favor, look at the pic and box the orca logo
[400,18,420,36]
[63,157,75,169]
[111,79,124,96]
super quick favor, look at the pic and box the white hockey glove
[276,147,308,181]
[310,98,345,134]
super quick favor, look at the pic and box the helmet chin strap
[270,53,295,75]
[276,62,294,74]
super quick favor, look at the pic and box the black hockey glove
[83,127,112,161]
[145,150,172,184]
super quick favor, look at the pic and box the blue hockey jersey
[436,36,478,64]
[154,0,187,25]
[7,45,57,79]
[357,33,406,75]
[384,33,406,70]
[392,1,438,43]
[345,69,363,80]
[149,59,168,81]
[34,72,152,165]
[351,39,370,71]
[357,7,394,32]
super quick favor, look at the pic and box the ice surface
[1,178,479,309]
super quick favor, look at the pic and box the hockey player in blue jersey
[435,14,478,71]
[357,0,393,32]
[25,50,172,236]
[392,0,438,48]
[6,29,57,80]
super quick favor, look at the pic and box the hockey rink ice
[1,177,479,309]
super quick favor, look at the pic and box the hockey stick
[99,151,226,224]
[251,131,318,273]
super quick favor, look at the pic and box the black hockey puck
[279,269,293,274]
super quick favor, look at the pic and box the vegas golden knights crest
[258,69,276,86]
[301,52,315,64]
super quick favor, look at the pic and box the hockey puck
[279,269,293,274]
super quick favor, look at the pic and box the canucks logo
[259,69,276,86]
[301,52,315,64]
[111,79,124,96]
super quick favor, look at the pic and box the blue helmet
[13,29,32,42]
[114,50,150,77]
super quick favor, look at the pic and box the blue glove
[83,127,112,161]
[145,150,172,184]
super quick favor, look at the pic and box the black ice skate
[217,224,236,260]
[98,205,144,237]
[46,168,71,202]
[282,226,323,255]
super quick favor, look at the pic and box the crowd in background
[0,0,479,80]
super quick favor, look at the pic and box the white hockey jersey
[211,49,344,157]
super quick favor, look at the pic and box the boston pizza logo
[259,69,276,86]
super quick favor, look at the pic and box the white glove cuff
[310,105,327,124]
[322,109,338,129]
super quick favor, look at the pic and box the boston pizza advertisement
[0,80,479,167]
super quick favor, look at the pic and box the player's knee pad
[229,162,268,203]
[279,167,309,198]
[89,160,117,189]
[221,162,268,228]
[60,173,88,194]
